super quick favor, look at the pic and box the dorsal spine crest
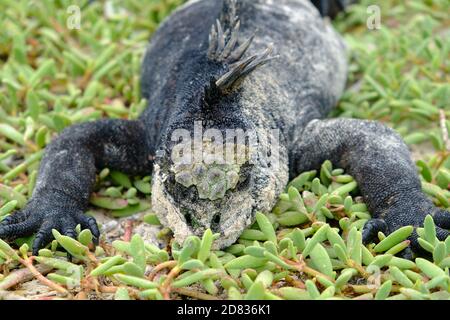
[206,0,278,98]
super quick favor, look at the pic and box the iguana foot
[362,207,450,257]
[0,200,100,255]
[361,218,388,244]
[434,209,450,229]
[362,218,414,259]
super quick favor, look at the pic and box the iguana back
[140,0,348,154]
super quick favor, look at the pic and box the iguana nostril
[184,211,193,225]
[211,213,221,232]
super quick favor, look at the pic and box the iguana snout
[151,123,288,248]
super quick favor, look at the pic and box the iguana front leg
[0,119,152,255]
[291,118,450,255]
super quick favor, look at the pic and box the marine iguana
[1,0,449,257]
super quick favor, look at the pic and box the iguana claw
[434,209,450,229]
[0,202,100,256]
[362,208,450,258]
[362,218,388,245]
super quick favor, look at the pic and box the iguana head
[151,94,288,248]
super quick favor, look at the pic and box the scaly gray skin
[1,0,449,257]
